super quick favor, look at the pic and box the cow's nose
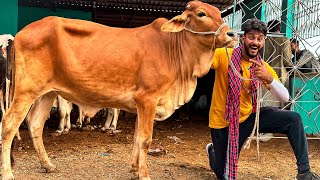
[227,31,236,37]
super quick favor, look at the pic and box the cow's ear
[161,15,188,32]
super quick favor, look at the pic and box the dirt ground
[3,110,320,180]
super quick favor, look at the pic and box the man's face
[291,42,298,54]
[241,30,265,58]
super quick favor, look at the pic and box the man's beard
[244,43,258,58]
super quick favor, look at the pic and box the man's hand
[249,59,273,84]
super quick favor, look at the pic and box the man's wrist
[265,76,274,84]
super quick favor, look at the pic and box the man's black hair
[267,19,281,32]
[290,38,299,45]
[242,18,267,36]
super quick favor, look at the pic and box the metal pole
[285,0,295,38]
[232,0,237,29]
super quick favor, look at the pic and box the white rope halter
[184,23,228,50]
[184,23,228,36]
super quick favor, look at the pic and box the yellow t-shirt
[209,48,280,129]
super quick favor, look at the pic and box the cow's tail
[5,39,14,111]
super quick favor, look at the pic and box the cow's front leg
[132,96,156,180]
[26,92,57,173]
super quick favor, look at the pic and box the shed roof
[19,0,242,27]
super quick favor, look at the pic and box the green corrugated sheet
[0,0,18,35]
[18,7,92,31]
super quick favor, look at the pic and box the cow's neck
[167,32,215,78]
[166,32,214,108]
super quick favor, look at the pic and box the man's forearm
[268,79,290,102]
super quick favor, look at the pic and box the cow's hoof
[43,165,58,173]
[129,169,139,179]
[71,124,77,129]
[51,131,62,136]
[129,175,139,180]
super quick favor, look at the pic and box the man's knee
[288,111,303,127]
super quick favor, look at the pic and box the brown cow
[1,1,238,179]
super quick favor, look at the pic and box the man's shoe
[259,133,273,142]
[296,171,320,180]
[206,143,218,174]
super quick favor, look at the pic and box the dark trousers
[209,107,310,179]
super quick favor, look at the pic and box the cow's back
[13,16,173,112]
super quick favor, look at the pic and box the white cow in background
[77,106,121,132]
[54,96,73,134]
[101,108,121,132]
[56,96,121,134]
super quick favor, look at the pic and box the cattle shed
[0,0,242,118]
[2,0,241,32]
[0,0,319,134]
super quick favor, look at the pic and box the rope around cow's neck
[225,47,262,159]
[184,23,228,50]
[184,23,228,36]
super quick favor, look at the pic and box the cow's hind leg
[64,103,72,133]
[26,92,57,173]
[56,114,65,134]
[131,96,156,180]
[131,117,139,178]
[110,108,120,130]
[102,108,115,131]
[2,97,34,180]
[76,106,84,127]
[56,96,67,134]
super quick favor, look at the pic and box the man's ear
[161,14,189,32]
[241,35,245,44]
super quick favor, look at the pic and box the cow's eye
[198,12,206,17]
[186,3,191,9]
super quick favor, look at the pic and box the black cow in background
[0,45,6,113]
[0,35,13,118]
[0,35,15,166]
[172,69,215,121]
[190,69,215,115]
